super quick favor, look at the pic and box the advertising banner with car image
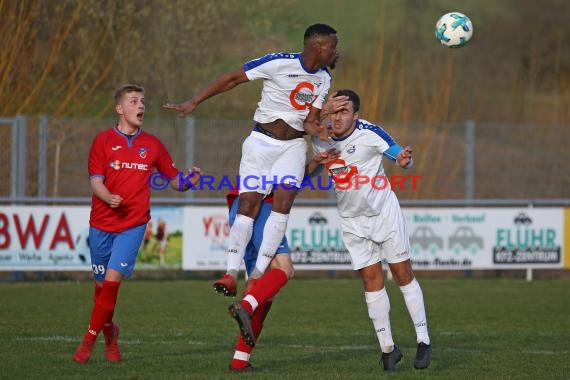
[406,208,565,269]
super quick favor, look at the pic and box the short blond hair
[114,84,144,105]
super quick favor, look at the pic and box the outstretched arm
[163,69,249,117]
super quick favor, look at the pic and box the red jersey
[88,126,179,232]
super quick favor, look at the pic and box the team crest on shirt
[346,145,356,154]
[139,147,147,159]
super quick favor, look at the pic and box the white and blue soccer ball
[435,12,473,48]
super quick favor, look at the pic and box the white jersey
[312,119,405,217]
[244,52,332,132]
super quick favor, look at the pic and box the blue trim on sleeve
[90,174,105,180]
[243,52,299,72]
[383,144,403,161]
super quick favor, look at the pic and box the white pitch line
[15,336,570,355]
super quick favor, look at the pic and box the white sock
[400,278,430,345]
[243,294,259,312]
[233,351,250,362]
[253,211,288,273]
[226,215,254,274]
[365,288,395,353]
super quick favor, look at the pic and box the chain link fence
[1,116,568,203]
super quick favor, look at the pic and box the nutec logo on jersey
[108,160,149,171]
[139,147,147,159]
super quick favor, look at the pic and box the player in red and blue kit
[225,188,290,372]
[73,84,201,364]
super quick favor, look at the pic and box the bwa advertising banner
[0,206,91,270]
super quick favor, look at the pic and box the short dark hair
[335,89,360,112]
[304,24,337,41]
[114,84,144,105]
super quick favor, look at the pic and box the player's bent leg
[269,253,294,279]
[358,263,402,371]
[252,212,289,274]
[389,259,431,368]
[214,192,262,295]
[228,302,256,347]
[241,268,287,315]
[229,300,273,371]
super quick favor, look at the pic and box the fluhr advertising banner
[406,208,564,269]
[183,207,566,271]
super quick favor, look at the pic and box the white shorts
[239,130,307,195]
[339,195,411,270]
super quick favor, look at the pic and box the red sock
[93,284,116,331]
[93,283,102,303]
[84,280,120,341]
[230,301,273,369]
[241,269,287,314]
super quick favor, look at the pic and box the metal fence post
[38,115,48,197]
[185,117,195,199]
[11,115,27,198]
[11,119,18,198]
[465,120,475,204]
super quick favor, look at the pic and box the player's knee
[275,264,294,279]
[390,261,414,286]
[359,265,383,290]
[239,202,260,218]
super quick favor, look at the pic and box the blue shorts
[229,199,289,276]
[88,223,146,282]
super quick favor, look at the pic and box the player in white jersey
[310,89,432,372]
[164,24,347,346]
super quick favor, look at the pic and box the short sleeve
[243,53,283,81]
[88,133,106,179]
[155,139,179,179]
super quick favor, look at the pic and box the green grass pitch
[1,277,569,379]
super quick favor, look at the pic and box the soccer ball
[435,12,473,48]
